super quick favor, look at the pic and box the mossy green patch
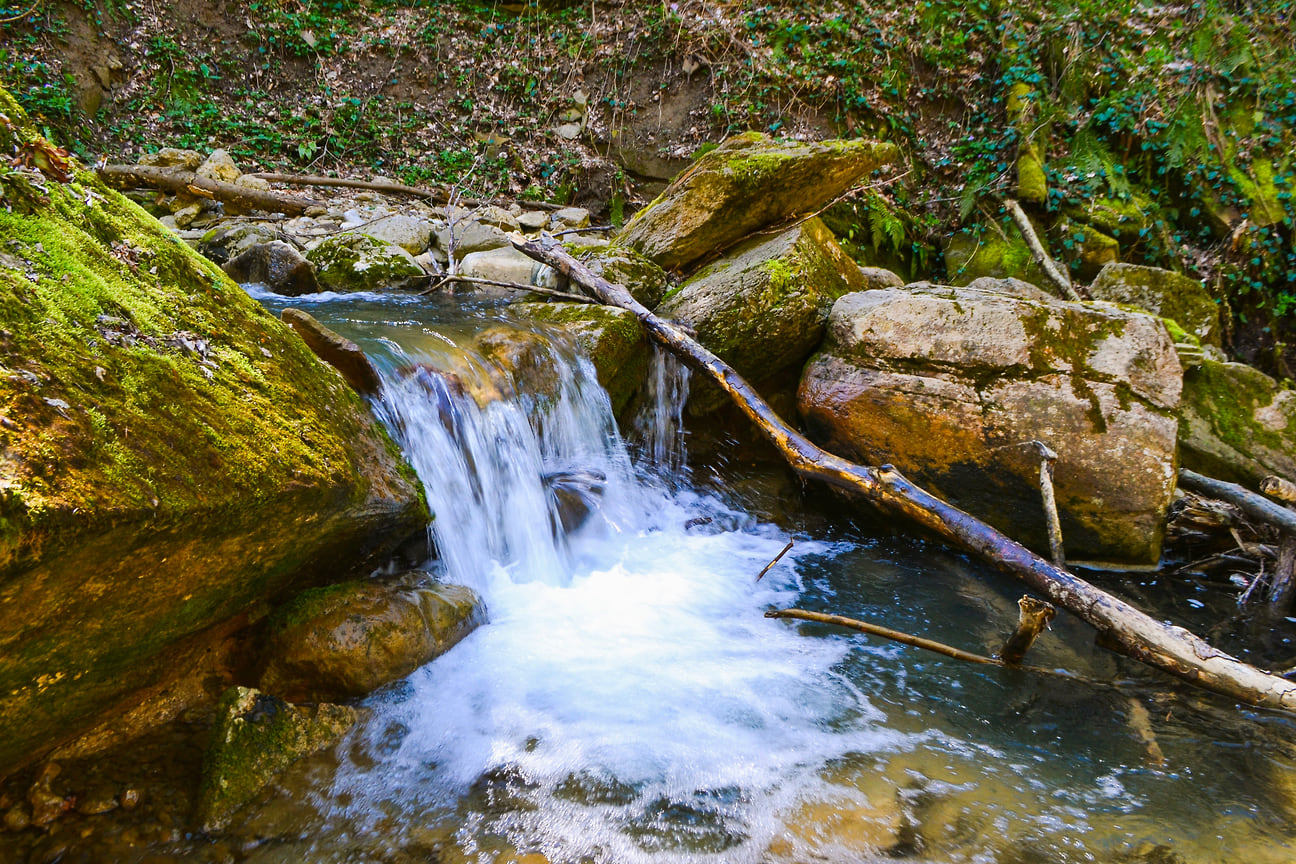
[0,85,426,774]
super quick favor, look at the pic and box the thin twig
[0,1,40,24]
[755,540,794,582]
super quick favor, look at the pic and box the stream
[7,287,1296,863]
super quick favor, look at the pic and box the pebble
[119,788,142,811]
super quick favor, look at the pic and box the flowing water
[7,287,1296,863]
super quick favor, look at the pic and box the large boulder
[1089,262,1222,348]
[223,240,319,296]
[798,286,1182,566]
[0,87,427,775]
[656,216,864,412]
[196,687,357,831]
[617,132,899,272]
[1179,359,1296,487]
[458,246,559,292]
[361,214,436,255]
[510,302,649,415]
[257,578,483,703]
[306,232,426,292]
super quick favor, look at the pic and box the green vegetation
[1,0,1293,364]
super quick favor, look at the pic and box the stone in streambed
[1179,358,1296,487]
[281,308,382,397]
[458,247,559,293]
[573,244,670,308]
[798,285,1181,566]
[196,686,357,831]
[257,579,484,704]
[306,232,427,292]
[223,241,319,296]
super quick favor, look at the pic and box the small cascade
[632,344,691,480]
[371,334,638,591]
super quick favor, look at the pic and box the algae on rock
[617,132,899,273]
[0,86,427,775]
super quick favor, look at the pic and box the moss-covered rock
[1051,218,1120,281]
[1179,359,1296,487]
[1016,142,1048,204]
[305,232,426,292]
[657,217,864,413]
[943,225,1051,291]
[196,686,357,831]
[509,302,649,416]
[258,577,483,704]
[1089,263,1222,348]
[617,132,899,272]
[0,87,427,775]
[574,244,671,308]
[799,286,1182,566]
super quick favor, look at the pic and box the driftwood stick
[99,164,323,216]
[767,608,1000,665]
[1178,469,1296,535]
[1033,441,1065,567]
[755,540,794,582]
[250,171,566,212]
[998,596,1057,664]
[1004,198,1081,301]
[513,235,1296,712]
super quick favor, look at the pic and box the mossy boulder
[196,686,357,831]
[656,216,864,414]
[574,244,671,308]
[0,86,427,775]
[305,232,426,292]
[258,577,483,703]
[1089,263,1222,348]
[1179,359,1296,487]
[617,132,899,272]
[1051,219,1120,282]
[799,286,1182,566]
[943,225,1051,292]
[510,302,649,415]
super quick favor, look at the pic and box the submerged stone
[617,132,899,272]
[0,85,427,775]
[258,578,482,703]
[196,686,356,831]
[798,286,1182,566]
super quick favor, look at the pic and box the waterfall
[632,344,691,481]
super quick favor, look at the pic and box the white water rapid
[335,333,909,862]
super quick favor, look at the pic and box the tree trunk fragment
[998,596,1056,664]
[98,164,324,216]
[511,236,1296,712]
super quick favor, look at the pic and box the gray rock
[857,266,905,290]
[798,285,1182,566]
[1089,262,1222,347]
[551,207,591,230]
[361,214,435,255]
[458,247,558,291]
[223,241,320,296]
[518,211,550,233]
[473,205,522,233]
[196,148,241,184]
[438,219,512,257]
[576,244,671,308]
[964,276,1056,302]
[198,221,282,266]
[306,232,427,292]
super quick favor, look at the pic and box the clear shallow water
[46,287,1296,863]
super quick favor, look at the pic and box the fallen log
[512,235,1296,712]
[99,164,325,216]
[249,171,566,212]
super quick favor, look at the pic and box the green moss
[1184,359,1296,454]
[305,233,425,292]
[1016,143,1048,204]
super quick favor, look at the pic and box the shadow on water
[5,289,1296,864]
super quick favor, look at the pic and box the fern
[1069,127,1132,199]
[865,193,906,254]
